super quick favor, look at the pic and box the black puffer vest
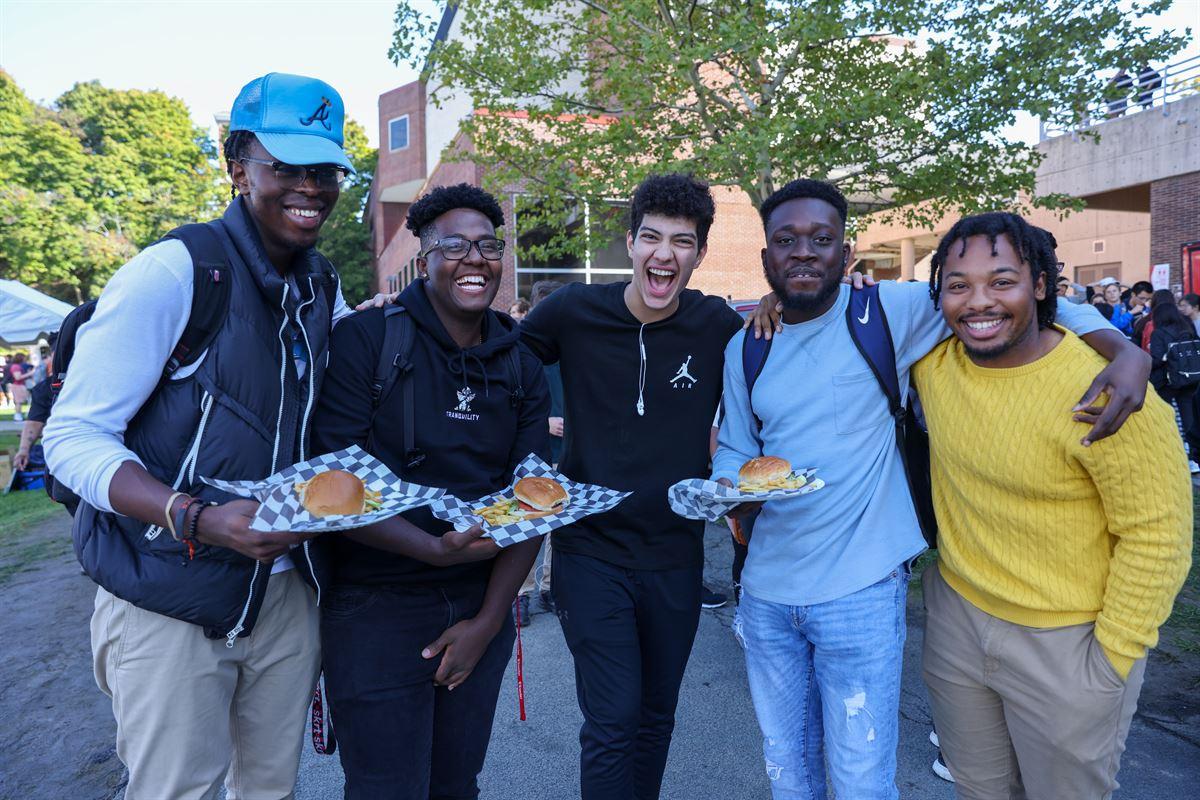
[73,198,336,644]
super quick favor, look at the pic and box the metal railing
[1040,53,1200,140]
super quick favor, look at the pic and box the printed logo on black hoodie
[448,385,479,421]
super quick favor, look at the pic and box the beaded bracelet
[183,502,216,561]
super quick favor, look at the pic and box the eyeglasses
[237,157,349,191]
[421,236,506,261]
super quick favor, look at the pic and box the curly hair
[629,174,716,248]
[406,183,505,251]
[759,179,848,231]
[929,212,1058,329]
[223,130,258,199]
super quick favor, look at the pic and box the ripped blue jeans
[734,567,909,800]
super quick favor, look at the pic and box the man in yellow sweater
[914,211,1192,799]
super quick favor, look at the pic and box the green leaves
[0,71,221,303]
[391,0,1185,260]
[316,118,377,304]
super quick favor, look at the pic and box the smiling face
[229,138,339,269]
[761,197,849,322]
[419,207,503,321]
[624,213,706,320]
[939,233,1047,365]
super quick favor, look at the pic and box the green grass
[1164,493,1200,654]
[0,489,65,586]
[0,406,16,423]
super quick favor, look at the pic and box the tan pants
[92,568,320,800]
[519,533,553,596]
[922,563,1145,800]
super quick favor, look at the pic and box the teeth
[966,319,1002,330]
[456,275,486,286]
[288,208,319,218]
[648,267,674,278]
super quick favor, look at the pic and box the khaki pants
[92,568,321,800]
[922,564,1145,800]
[519,533,553,596]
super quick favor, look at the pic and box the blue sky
[0,0,438,146]
[1,0,1196,149]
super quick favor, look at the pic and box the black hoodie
[310,279,551,588]
[520,281,744,570]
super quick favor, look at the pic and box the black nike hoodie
[310,278,551,588]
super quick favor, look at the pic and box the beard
[765,265,843,314]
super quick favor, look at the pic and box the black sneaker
[701,586,728,609]
[514,594,532,628]
[540,589,556,614]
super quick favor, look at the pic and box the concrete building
[857,55,1200,295]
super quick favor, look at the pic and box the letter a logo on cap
[300,98,332,131]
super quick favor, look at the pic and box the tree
[0,72,221,302]
[390,0,1186,255]
[317,118,377,303]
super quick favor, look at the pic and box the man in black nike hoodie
[310,184,550,800]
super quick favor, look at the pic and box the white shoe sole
[932,758,955,783]
[929,729,939,748]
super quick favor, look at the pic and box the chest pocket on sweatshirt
[832,370,889,435]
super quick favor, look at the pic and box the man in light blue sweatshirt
[711,180,1150,800]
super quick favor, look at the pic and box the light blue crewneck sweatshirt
[712,282,1111,607]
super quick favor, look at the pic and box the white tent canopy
[0,279,74,347]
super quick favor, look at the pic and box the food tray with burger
[667,456,825,523]
[203,445,445,533]
[428,453,632,548]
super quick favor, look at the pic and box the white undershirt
[43,239,352,574]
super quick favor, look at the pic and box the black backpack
[44,224,234,515]
[367,303,524,475]
[1165,335,1200,389]
[738,284,937,550]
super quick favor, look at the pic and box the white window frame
[388,115,410,152]
[512,193,632,301]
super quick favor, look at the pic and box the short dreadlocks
[929,212,1059,330]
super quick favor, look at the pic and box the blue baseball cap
[230,73,354,173]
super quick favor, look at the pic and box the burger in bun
[737,456,806,492]
[294,470,382,517]
[513,476,569,519]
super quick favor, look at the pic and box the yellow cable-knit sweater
[913,328,1193,679]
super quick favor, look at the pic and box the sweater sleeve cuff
[1100,643,1136,682]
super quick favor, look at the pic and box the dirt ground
[1,512,1198,799]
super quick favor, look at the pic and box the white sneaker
[929,729,939,748]
[1189,461,1199,475]
[933,754,955,783]
[12,413,22,422]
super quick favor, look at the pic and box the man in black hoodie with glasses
[310,183,550,800]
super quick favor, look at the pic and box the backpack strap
[845,284,902,417]
[162,223,233,379]
[314,253,339,324]
[48,300,98,406]
[369,305,424,471]
[741,331,772,431]
[505,347,526,410]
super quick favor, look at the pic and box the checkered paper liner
[429,454,632,548]
[667,469,825,523]
[202,445,444,533]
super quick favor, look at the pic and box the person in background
[0,354,12,410]
[1128,281,1154,316]
[1098,280,1134,336]
[916,211,1191,799]
[1137,63,1162,109]
[517,278,567,622]
[1179,293,1200,337]
[13,334,56,472]
[6,352,32,422]
[1148,288,1200,469]
[509,298,531,321]
[1056,274,1086,304]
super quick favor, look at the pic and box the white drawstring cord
[637,323,647,416]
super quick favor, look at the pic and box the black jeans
[1162,386,1200,457]
[321,583,516,800]
[552,549,703,800]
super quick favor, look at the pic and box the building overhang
[378,178,428,204]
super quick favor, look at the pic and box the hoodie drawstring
[449,349,491,399]
[636,323,647,416]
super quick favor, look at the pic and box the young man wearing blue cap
[44,73,356,800]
